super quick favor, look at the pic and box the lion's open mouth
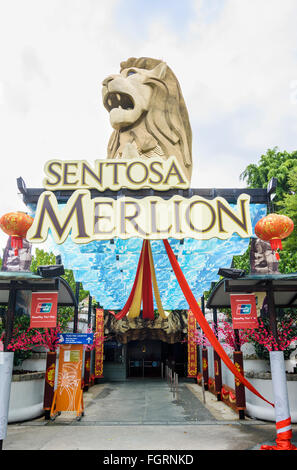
[104,92,134,112]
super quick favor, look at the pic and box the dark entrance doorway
[162,341,188,378]
[127,340,162,377]
[127,340,188,378]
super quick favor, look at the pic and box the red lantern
[254,213,294,260]
[0,212,34,255]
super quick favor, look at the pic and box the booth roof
[206,273,297,309]
[0,271,77,307]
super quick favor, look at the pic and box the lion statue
[102,57,193,182]
[250,238,280,274]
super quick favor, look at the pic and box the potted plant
[218,318,297,422]
[6,323,62,422]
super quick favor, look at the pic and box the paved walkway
[4,379,297,450]
[58,379,215,425]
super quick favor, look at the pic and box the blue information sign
[58,333,94,345]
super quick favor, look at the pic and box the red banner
[187,310,197,377]
[95,308,104,378]
[30,292,58,328]
[163,239,274,407]
[230,294,258,329]
[111,244,145,320]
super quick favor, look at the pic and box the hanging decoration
[0,211,34,256]
[187,310,197,378]
[254,213,294,260]
[110,240,167,321]
[94,308,104,379]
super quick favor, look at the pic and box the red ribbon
[110,241,146,320]
[261,431,297,450]
[163,239,274,407]
[261,415,296,449]
[276,417,291,431]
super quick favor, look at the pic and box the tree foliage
[278,166,297,254]
[240,147,297,206]
[240,147,297,273]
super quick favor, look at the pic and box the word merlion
[102,57,193,183]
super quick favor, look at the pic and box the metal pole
[233,329,246,419]
[87,295,92,329]
[201,375,206,404]
[212,306,222,401]
[267,282,280,348]
[201,295,205,315]
[173,372,176,398]
[261,281,296,449]
[4,282,17,352]
[173,372,178,399]
[200,294,209,390]
[232,329,245,420]
[73,281,80,333]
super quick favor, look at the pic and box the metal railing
[164,363,179,400]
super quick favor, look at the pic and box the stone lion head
[102,57,192,182]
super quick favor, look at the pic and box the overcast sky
[0,0,297,250]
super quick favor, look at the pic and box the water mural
[28,203,266,310]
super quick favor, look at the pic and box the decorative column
[202,348,209,391]
[261,351,296,450]
[213,350,222,400]
[94,308,104,379]
[83,350,91,391]
[213,307,222,400]
[233,349,246,419]
[187,310,197,378]
[43,351,57,419]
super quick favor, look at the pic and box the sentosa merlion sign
[26,57,253,245]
